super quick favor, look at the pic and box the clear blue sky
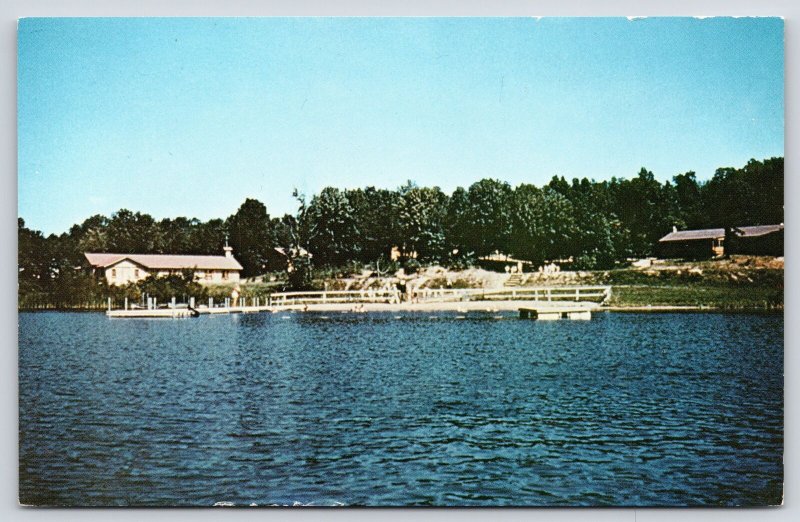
[18,17,784,235]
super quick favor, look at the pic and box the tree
[611,169,679,257]
[701,157,784,227]
[510,185,576,266]
[190,218,227,255]
[226,198,274,278]
[305,187,360,266]
[105,209,158,253]
[672,172,704,229]
[444,187,471,261]
[463,179,514,257]
[18,219,50,305]
[347,187,401,263]
[275,191,315,289]
[70,214,109,253]
[155,217,200,255]
[565,178,621,268]
[397,185,449,262]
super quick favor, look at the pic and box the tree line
[18,157,783,307]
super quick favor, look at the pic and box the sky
[18,17,784,235]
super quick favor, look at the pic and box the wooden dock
[107,308,198,318]
[106,306,269,318]
[518,303,596,321]
[104,285,610,318]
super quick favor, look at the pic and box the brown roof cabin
[657,224,784,259]
[84,246,243,286]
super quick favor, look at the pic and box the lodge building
[84,245,243,286]
[657,224,784,259]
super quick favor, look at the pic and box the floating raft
[519,305,594,321]
[106,308,198,318]
[106,306,268,318]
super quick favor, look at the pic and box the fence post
[107,297,112,312]
[190,297,195,309]
[575,288,579,301]
[547,289,551,302]
[124,297,128,310]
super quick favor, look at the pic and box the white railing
[270,285,612,307]
[270,289,402,307]
[410,286,612,304]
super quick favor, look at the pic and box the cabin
[657,224,784,259]
[84,246,243,286]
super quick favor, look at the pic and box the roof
[659,228,724,242]
[734,224,784,237]
[659,224,784,243]
[84,252,243,271]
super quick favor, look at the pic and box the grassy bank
[600,257,783,310]
[608,284,782,310]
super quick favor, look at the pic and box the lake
[18,311,783,506]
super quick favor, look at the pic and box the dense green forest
[18,157,783,308]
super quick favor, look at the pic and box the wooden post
[124,297,128,310]
[107,297,112,312]
[190,297,195,309]
[154,297,158,309]
[171,297,176,309]
[209,297,214,308]
[547,289,551,302]
[575,288,579,301]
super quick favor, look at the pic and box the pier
[518,305,594,321]
[104,285,611,318]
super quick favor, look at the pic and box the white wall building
[84,246,243,286]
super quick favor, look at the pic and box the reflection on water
[19,311,783,506]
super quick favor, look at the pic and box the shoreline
[20,302,783,315]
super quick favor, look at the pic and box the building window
[205,272,212,280]
[222,271,228,280]
[111,269,116,278]
[134,269,139,278]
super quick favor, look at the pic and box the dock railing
[269,289,403,307]
[271,285,612,307]
[474,285,612,304]
[410,286,611,304]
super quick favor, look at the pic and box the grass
[609,284,783,310]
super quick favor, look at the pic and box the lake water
[18,311,783,507]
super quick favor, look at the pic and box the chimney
[672,226,677,233]
[223,235,233,258]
